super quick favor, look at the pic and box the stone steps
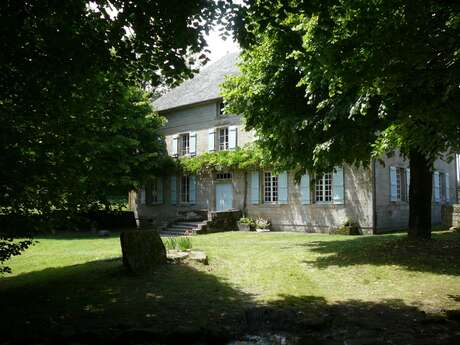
[160,220,208,237]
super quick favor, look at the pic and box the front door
[216,183,233,211]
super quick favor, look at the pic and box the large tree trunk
[408,150,432,240]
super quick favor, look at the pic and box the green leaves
[177,144,271,175]
[223,0,460,174]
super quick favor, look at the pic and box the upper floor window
[264,171,278,203]
[218,102,225,116]
[315,173,333,203]
[218,127,229,151]
[179,133,189,156]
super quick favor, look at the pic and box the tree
[223,0,460,239]
[0,0,231,270]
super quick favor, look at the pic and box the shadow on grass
[299,230,460,276]
[1,257,460,344]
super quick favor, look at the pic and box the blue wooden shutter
[170,176,177,205]
[172,135,179,157]
[390,166,397,202]
[157,178,163,204]
[434,171,440,202]
[208,128,215,151]
[139,187,146,205]
[446,172,450,202]
[189,132,197,156]
[406,168,410,201]
[189,175,197,204]
[229,126,237,150]
[332,166,344,204]
[278,171,288,204]
[250,171,260,204]
[300,172,311,204]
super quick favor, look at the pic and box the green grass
[1,230,460,339]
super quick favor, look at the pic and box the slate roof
[153,52,240,112]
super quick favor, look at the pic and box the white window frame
[315,173,333,203]
[179,133,190,156]
[217,127,229,151]
[180,175,190,203]
[264,171,279,203]
[218,101,225,116]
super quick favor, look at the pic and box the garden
[1,230,460,344]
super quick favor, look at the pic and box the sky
[204,26,240,62]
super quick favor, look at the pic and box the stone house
[131,53,458,234]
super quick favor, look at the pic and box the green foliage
[178,144,272,174]
[1,0,226,215]
[0,0,232,267]
[224,0,460,237]
[238,217,255,226]
[334,220,362,236]
[223,0,460,172]
[163,236,192,251]
[0,237,33,274]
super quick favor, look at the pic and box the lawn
[1,230,460,343]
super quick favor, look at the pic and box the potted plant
[237,217,254,231]
[255,217,271,232]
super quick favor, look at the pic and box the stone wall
[374,152,457,231]
[442,204,460,228]
[161,101,256,157]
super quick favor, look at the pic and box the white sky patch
[204,26,240,62]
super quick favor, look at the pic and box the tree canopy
[1,0,230,215]
[222,0,460,238]
[0,0,232,271]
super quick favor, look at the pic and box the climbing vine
[177,144,272,175]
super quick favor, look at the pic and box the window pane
[181,175,189,202]
[264,172,272,202]
[272,175,278,202]
[218,127,229,150]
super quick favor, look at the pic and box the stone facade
[374,152,457,231]
[131,54,458,233]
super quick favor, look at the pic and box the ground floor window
[264,171,278,203]
[315,173,333,203]
[439,172,446,202]
[396,167,407,202]
[151,178,160,203]
[180,175,190,203]
[216,172,232,180]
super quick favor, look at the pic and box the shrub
[334,220,362,235]
[255,217,271,229]
[239,217,254,226]
[163,236,192,251]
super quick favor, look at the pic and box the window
[218,102,225,116]
[440,172,446,202]
[264,172,278,203]
[315,173,333,203]
[218,127,229,151]
[216,172,232,180]
[180,175,190,203]
[151,179,159,203]
[179,133,189,156]
[396,167,407,202]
